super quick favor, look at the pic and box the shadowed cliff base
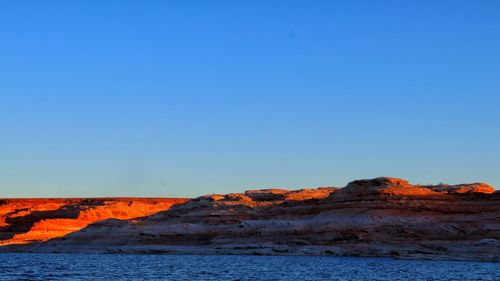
[1,177,499,262]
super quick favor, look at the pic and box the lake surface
[0,253,498,280]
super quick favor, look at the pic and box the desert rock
[1,178,499,262]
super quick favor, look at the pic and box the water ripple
[0,253,498,281]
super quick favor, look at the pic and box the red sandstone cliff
[0,198,188,246]
[1,178,499,261]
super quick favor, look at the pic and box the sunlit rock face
[0,198,188,246]
[1,178,499,261]
[429,183,496,194]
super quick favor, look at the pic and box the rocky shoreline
[1,177,499,261]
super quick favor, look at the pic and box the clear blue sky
[1,1,499,198]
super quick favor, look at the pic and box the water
[0,253,498,281]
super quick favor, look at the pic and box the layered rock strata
[0,198,188,246]
[1,178,499,261]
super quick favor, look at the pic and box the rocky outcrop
[1,177,499,261]
[0,198,188,246]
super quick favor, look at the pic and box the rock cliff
[0,198,188,246]
[1,177,499,261]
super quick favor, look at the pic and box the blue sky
[1,1,499,197]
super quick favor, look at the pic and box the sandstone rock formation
[0,198,188,246]
[1,177,499,261]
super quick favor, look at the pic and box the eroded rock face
[0,198,188,246]
[1,178,499,261]
[337,177,438,196]
[430,183,496,194]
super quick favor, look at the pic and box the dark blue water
[0,253,498,281]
